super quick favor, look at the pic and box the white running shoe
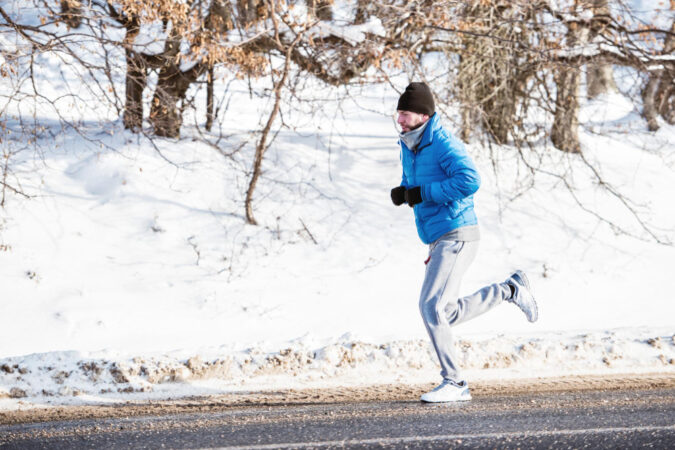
[506,270,538,322]
[420,380,471,403]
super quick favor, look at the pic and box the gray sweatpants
[419,238,511,383]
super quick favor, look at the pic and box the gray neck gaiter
[399,119,429,151]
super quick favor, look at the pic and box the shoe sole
[515,270,531,291]
[421,394,472,403]
[420,389,472,403]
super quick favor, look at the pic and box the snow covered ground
[1,14,674,409]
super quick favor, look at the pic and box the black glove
[404,186,423,207]
[390,185,406,206]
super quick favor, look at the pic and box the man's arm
[421,137,480,203]
[399,149,409,188]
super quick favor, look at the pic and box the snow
[1,82,673,409]
[1,1,674,411]
[0,329,672,411]
[133,22,169,56]
[309,17,385,46]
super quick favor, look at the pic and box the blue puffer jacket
[399,113,481,244]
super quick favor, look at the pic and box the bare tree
[59,0,82,28]
[586,0,618,99]
[308,0,334,21]
[205,66,215,132]
[118,11,148,132]
[236,0,262,26]
[140,0,237,137]
[453,1,536,144]
[244,2,308,225]
[550,2,591,153]
[354,0,371,24]
[1,0,672,243]
[642,11,675,131]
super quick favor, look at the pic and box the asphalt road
[1,387,674,449]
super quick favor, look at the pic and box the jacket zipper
[410,148,430,243]
[417,141,431,153]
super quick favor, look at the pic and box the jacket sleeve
[399,149,409,188]
[421,137,480,203]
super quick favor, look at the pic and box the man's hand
[404,186,423,207]
[390,186,407,206]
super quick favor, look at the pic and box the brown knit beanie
[397,82,435,116]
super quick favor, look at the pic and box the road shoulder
[1,372,673,426]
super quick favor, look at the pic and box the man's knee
[444,300,460,325]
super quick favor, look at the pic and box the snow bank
[1,329,673,410]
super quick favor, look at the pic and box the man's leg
[419,239,511,382]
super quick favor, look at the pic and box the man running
[390,82,539,403]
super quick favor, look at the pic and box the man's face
[397,110,430,133]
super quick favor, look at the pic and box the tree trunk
[208,0,234,32]
[149,65,203,138]
[460,105,474,143]
[586,0,617,98]
[587,63,617,98]
[149,66,183,138]
[552,16,589,153]
[123,50,146,131]
[642,74,661,131]
[121,12,148,132]
[60,0,81,28]
[552,65,582,153]
[641,16,674,130]
[206,66,214,132]
[455,2,528,145]
[354,0,369,24]
[656,17,675,124]
[484,87,518,145]
[236,0,260,26]
[308,0,333,21]
[656,74,674,124]
[148,0,230,138]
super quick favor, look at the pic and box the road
[1,386,674,449]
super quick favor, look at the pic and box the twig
[187,236,201,266]
[299,218,318,245]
